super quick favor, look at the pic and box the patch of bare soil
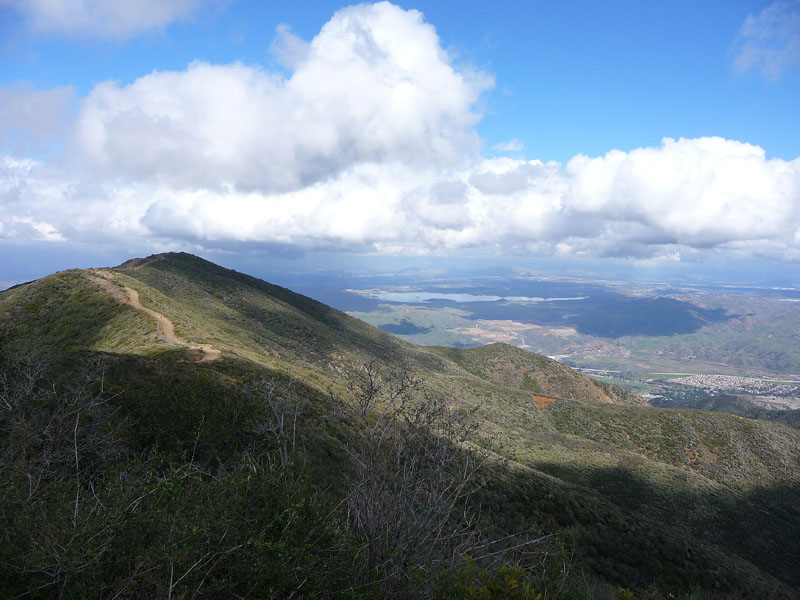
[533,394,557,408]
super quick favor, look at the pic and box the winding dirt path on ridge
[86,271,221,362]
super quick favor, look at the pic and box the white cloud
[0,84,75,155]
[734,0,800,80]
[5,136,798,261]
[0,157,67,241]
[2,0,204,40]
[268,24,310,70]
[564,137,798,247]
[1,3,800,263]
[491,139,525,153]
[76,2,492,191]
[0,156,151,244]
[139,137,800,259]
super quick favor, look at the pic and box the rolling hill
[1,253,798,599]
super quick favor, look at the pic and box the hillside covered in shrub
[1,253,798,599]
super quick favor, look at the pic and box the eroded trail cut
[87,271,221,362]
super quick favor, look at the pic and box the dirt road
[87,272,221,362]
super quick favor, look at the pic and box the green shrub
[437,557,542,600]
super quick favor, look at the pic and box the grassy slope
[112,254,453,388]
[430,343,646,406]
[0,270,161,355]
[2,252,799,598]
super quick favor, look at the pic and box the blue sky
[1,0,799,284]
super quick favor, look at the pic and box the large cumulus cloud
[1,2,799,262]
[76,3,491,191]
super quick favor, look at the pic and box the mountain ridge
[10,251,637,407]
[2,252,799,599]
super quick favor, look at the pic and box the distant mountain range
[1,252,798,599]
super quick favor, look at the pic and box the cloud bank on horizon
[1,1,800,263]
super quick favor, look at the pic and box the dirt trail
[87,271,221,362]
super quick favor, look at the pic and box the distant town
[575,368,800,411]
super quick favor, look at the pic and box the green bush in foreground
[437,557,542,599]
